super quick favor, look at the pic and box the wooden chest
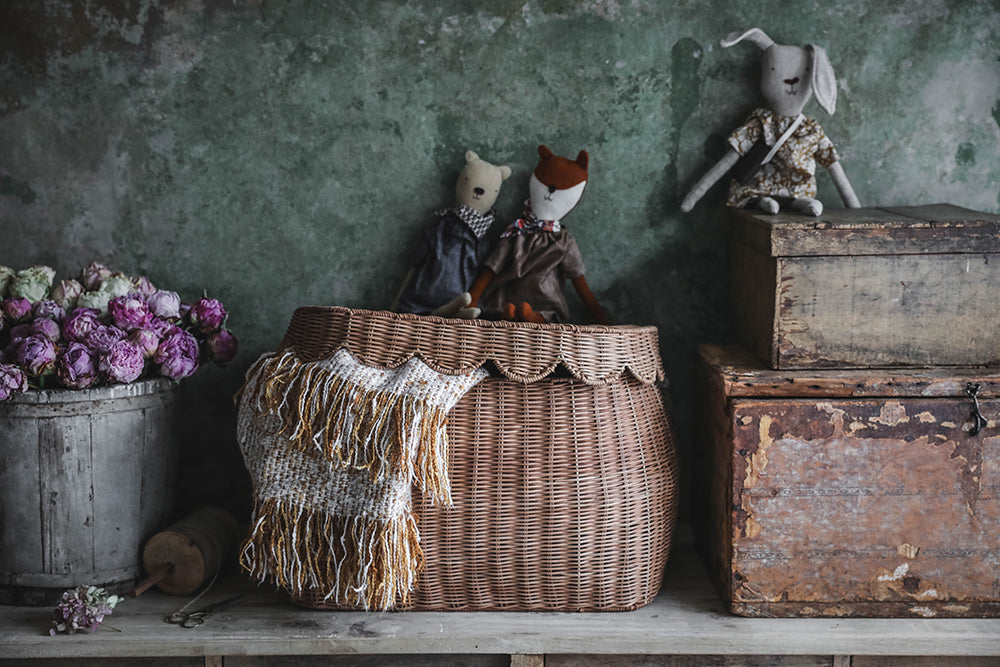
[694,344,1000,618]
[730,203,1000,369]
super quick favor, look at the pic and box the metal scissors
[164,594,243,628]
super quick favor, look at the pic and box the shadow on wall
[597,203,735,521]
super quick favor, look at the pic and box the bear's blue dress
[397,206,494,316]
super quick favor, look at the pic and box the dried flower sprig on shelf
[49,586,121,635]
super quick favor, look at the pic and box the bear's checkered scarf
[436,203,495,239]
[236,348,487,610]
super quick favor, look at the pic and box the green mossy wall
[2,0,999,515]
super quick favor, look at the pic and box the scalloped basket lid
[277,307,665,386]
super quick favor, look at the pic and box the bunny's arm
[680,149,740,212]
[827,161,861,208]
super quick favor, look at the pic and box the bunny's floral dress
[726,108,840,208]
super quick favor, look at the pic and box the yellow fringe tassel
[238,349,453,505]
[240,497,424,610]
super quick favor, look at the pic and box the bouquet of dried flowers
[49,586,121,635]
[0,262,237,400]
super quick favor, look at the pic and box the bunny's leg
[790,197,824,216]
[755,197,780,214]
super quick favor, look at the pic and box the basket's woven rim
[278,306,665,385]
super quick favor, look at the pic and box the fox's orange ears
[537,145,589,170]
[535,145,589,189]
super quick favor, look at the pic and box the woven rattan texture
[296,376,679,612]
[279,306,665,385]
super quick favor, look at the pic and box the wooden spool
[142,505,241,596]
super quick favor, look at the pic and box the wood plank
[1,529,998,659]
[91,407,146,576]
[38,416,94,579]
[772,253,1000,368]
[510,656,544,667]
[731,204,1000,257]
[140,400,179,547]
[226,657,510,666]
[0,414,43,580]
[725,396,998,617]
[698,345,1000,398]
[852,658,1000,667]
[547,657,834,666]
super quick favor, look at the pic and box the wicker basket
[278,306,678,611]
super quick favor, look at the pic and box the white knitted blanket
[236,347,487,609]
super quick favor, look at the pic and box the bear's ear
[499,165,512,180]
[575,150,589,171]
[538,145,554,160]
[465,150,479,163]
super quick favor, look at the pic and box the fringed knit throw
[236,347,488,610]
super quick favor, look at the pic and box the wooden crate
[694,344,1000,618]
[730,203,1000,369]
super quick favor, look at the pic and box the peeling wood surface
[729,204,1000,369]
[700,345,1000,398]
[696,346,1000,618]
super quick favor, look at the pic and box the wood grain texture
[729,204,1000,369]
[0,380,179,604]
[731,204,1000,258]
[699,345,1000,398]
[2,531,999,660]
[696,346,1000,618]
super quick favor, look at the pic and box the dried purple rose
[131,275,156,298]
[204,328,238,364]
[154,327,200,380]
[80,262,112,291]
[85,325,127,355]
[147,289,181,320]
[100,340,145,384]
[108,295,150,332]
[12,334,57,377]
[147,317,174,338]
[0,363,28,401]
[188,297,226,334]
[127,328,161,359]
[2,297,33,323]
[50,279,84,310]
[56,342,99,390]
[63,308,103,343]
[49,585,121,635]
[33,300,66,322]
[30,317,61,343]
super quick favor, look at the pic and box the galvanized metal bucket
[0,378,179,606]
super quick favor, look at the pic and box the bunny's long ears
[721,28,775,50]
[808,44,838,115]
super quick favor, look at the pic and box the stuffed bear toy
[394,151,511,316]
[680,27,860,216]
[459,145,608,325]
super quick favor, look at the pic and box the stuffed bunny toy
[681,28,860,216]
[393,151,511,316]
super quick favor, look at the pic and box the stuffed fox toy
[458,145,608,325]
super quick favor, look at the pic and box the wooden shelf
[2,529,998,661]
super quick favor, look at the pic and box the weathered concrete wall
[1,1,998,515]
